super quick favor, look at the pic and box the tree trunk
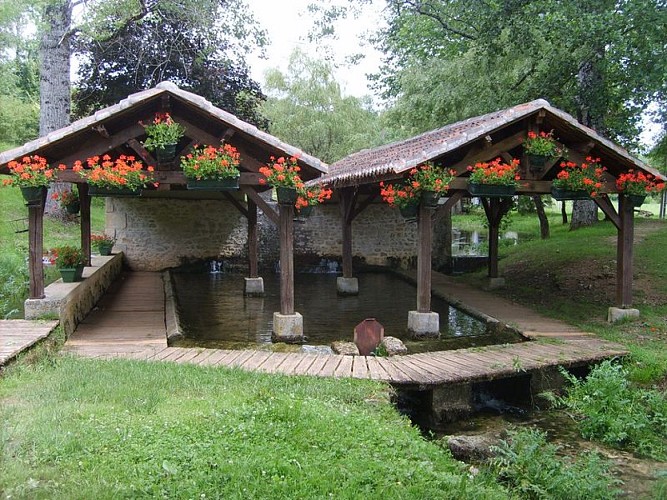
[561,201,568,224]
[40,0,72,214]
[532,195,549,239]
[570,199,598,230]
[572,45,605,230]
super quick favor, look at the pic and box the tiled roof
[320,99,662,186]
[0,81,327,174]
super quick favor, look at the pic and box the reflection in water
[452,229,520,256]
[171,271,523,352]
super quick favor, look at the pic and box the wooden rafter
[126,138,155,165]
[240,186,278,225]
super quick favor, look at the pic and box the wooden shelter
[0,82,327,340]
[317,99,665,328]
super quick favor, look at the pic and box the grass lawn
[0,355,508,499]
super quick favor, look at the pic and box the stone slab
[407,311,440,339]
[272,312,304,343]
[336,277,359,296]
[607,307,640,323]
[244,277,265,297]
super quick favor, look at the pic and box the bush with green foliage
[0,253,28,319]
[559,360,667,460]
[490,428,620,499]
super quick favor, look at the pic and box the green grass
[0,185,105,317]
[0,357,509,499]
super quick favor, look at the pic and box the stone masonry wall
[106,197,426,271]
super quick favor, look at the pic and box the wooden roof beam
[127,138,156,166]
[54,123,146,166]
[450,131,525,174]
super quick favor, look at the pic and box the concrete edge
[163,271,183,343]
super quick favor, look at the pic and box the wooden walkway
[63,271,628,387]
[0,320,59,367]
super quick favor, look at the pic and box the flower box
[399,204,418,221]
[89,186,140,197]
[550,187,590,201]
[468,183,516,198]
[59,266,84,283]
[20,186,45,206]
[421,190,441,208]
[65,201,81,214]
[294,205,313,221]
[276,186,298,205]
[155,143,178,163]
[527,154,549,172]
[626,194,646,207]
[186,178,239,191]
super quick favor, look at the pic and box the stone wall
[24,254,123,335]
[105,197,451,272]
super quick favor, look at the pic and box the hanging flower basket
[421,190,441,208]
[59,266,84,283]
[626,194,646,207]
[89,186,141,197]
[65,201,81,214]
[550,187,590,201]
[155,143,178,163]
[294,205,313,221]
[20,186,45,206]
[276,186,298,205]
[467,183,516,198]
[186,177,239,191]
[399,204,419,221]
[527,154,550,173]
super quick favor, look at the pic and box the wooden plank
[365,356,391,381]
[373,358,412,383]
[392,357,438,384]
[301,355,330,377]
[152,348,179,361]
[274,353,303,375]
[197,349,231,366]
[319,356,343,377]
[175,348,203,364]
[334,355,354,378]
[238,350,272,370]
[215,349,246,367]
[257,352,292,374]
[160,347,191,362]
[351,356,370,379]
[227,350,256,368]
[291,354,320,375]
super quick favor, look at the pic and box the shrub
[490,428,620,499]
[559,360,667,460]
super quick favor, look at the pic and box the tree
[73,0,267,127]
[261,49,388,163]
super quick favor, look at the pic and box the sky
[245,0,383,98]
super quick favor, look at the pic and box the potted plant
[551,157,605,200]
[50,245,85,282]
[91,233,116,256]
[74,155,156,196]
[615,169,666,207]
[523,130,565,171]
[408,162,455,207]
[379,181,420,220]
[466,157,521,197]
[140,112,186,162]
[52,189,80,214]
[295,183,333,219]
[3,155,63,205]
[181,144,241,190]
[259,156,305,204]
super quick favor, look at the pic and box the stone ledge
[25,253,124,336]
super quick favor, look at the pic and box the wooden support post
[417,201,433,313]
[616,195,634,307]
[340,188,354,278]
[248,199,258,278]
[28,192,46,299]
[279,202,295,315]
[79,184,91,266]
[488,200,500,279]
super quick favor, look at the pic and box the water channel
[170,270,523,353]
